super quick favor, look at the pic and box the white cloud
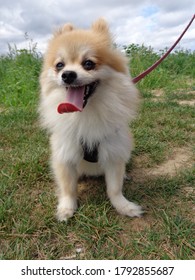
[0,0,194,54]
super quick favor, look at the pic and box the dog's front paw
[56,197,77,222]
[56,207,75,222]
[110,195,143,218]
[119,202,143,217]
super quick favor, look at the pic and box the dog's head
[41,18,128,113]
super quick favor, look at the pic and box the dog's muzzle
[57,77,99,114]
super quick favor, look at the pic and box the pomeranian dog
[39,18,142,221]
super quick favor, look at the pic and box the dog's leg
[105,161,142,217]
[52,161,78,221]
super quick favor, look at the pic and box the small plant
[0,35,42,108]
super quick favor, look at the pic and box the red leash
[132,14,195,84]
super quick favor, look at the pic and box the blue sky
[0,0,194,54]
[141,5,159,18]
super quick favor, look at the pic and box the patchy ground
[151,88,195,106]
[132,147,193,182]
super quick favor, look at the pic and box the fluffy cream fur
[39,18,142,221]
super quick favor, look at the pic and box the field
[0,43,194,259]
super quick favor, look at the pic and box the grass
[0,43,195,260]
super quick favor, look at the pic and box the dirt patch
[131,147,193,182]
[151,89,164,102]
[0,107,6,113]
[151,89,195,106]
[120,215,156,255]
[177,100,195,106]
[183,187,194,198]
[177,89,195,106]
[147,148,192,176]
[126,215,155,232]
[178,90,195,95]
[151,89,164,97]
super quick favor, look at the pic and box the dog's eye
[82,60,96,71]
[56,62,65,71]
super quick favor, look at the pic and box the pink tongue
[58,86,85,114]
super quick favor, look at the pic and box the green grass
[0,44,195,260]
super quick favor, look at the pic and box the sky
[0,0,194,55]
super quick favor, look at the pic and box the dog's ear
[92,18,109,34]
[54,23,74,36]
[92,18,112,45]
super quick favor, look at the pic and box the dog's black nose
[62,71,77,84]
